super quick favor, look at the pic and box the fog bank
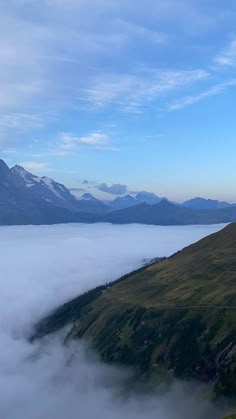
[0,223,226,418]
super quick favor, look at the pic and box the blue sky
[1,0,236,202]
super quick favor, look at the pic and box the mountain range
[32,223,236,400]
[0,159,108,225]
[109,194,233,211]
[109,192,166,210]
[1,158,236,226]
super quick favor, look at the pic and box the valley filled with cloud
[0,222,225,418]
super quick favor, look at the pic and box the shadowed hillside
[32,224,236,400]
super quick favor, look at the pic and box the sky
[0,223,224,418]
[1,0,236,202]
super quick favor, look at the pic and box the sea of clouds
[0,222,226,419]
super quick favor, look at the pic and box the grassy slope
[67,224,236,399]
[33,223,236,399]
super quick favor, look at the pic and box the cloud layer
[0,222,226,418]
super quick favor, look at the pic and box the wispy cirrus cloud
[30,150,74,158]
[0,112,52,151]
[214,39,236,67]
[1,0,236,166]
[0,0,224,119]
[2,148,17,154]
[0,0,171,118]
[59,132,110,149]
[115,19,168,45]
[83,69,209,113]
[0,113,45,131]
[167,79,236,111]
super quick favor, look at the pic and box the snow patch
[41,177,65,200]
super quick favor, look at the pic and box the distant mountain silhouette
[0,158,236,226]
[102,199,236,225]
[183,197,231,210]
[109,192,166,210]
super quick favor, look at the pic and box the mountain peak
[183,197,230,210]
[11,165,37,185]
[12,164,24,170]
[0,159,12,186]
[11,163,74,202]
[0,158,9,169]
[136,191,159,198]
[11,164,30,173]
[156,198,173,207]
[81,193,97,201]
[135,191,163,205]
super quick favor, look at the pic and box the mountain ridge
[0,160,108,224]
[32,223,236,400]
[102,200,236,225]
[183,197,231,210]
[1,158,236,226]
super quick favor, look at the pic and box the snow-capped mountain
[109,192,167,210]
[0,160,110,224]
[109,195,137,210]
[11,165,77,208]
[80,193,99,201]
[1,158,236,226]
[135,192,164,205]
[77,193,110,213]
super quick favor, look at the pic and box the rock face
[33,224,236,400]
[0,159,12,187]
[11,164,79,210]
[0,160,72,224]
[0,160,104,225]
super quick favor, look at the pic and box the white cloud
[0,113,48,149]
[115,19,168,45]
[215,39,236,66]
[0,0,234,149]
[0,223,224,418]
[79,133,109,145]
[0,113,44,131]
[60,132,110,149]
[168,79,236,111]
[19,161,49,172]
[0,1,220,117]
[97,183,128,195]
[31,150,73,158]
[83,69,208,112]
[2,148,17,154]
[0,1,169,116]
[95,145,120,152]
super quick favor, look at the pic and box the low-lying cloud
[0,223,226,418]
[97,182,128,195]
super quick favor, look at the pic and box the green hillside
[33,223,236,399]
